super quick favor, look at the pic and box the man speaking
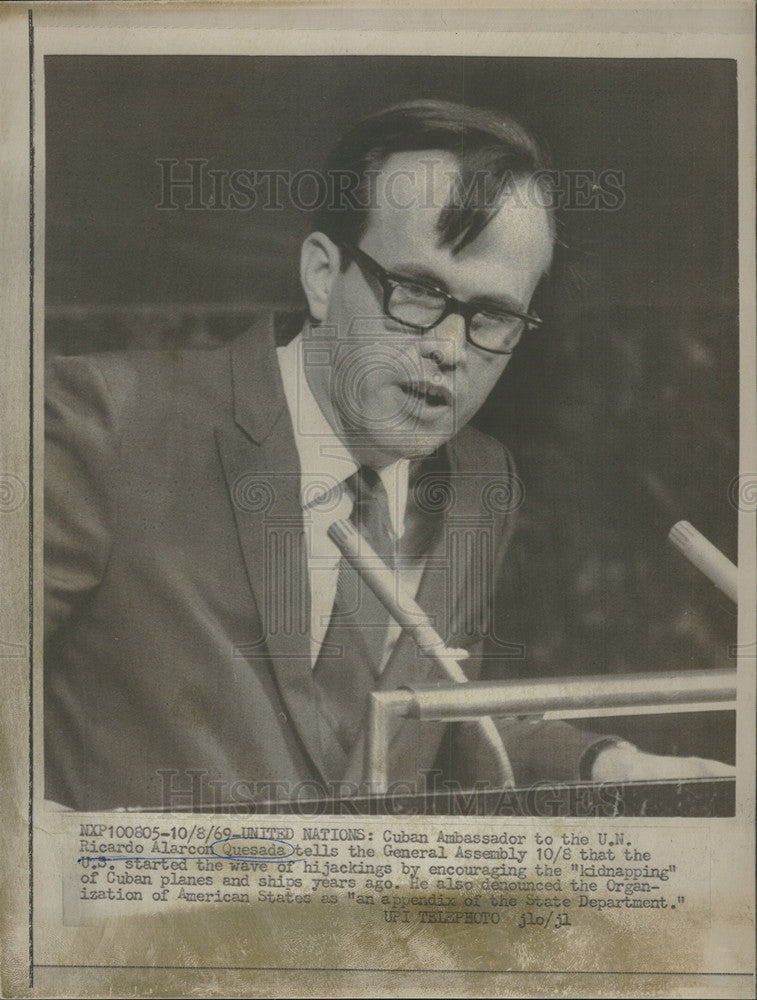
[44,100,730,810]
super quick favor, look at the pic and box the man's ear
[300,232,341,323]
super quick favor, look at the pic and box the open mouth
[400,382,451,408]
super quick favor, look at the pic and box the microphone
[328,518,467,676]
[327,518,516,786]
[668,520,738,603]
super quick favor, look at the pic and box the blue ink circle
[209,836,296,862]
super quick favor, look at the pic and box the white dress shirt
[277,331,421,669]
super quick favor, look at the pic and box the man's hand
[591,740,736,783]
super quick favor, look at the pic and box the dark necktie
[314,455,516,790]
[313,467,397,771]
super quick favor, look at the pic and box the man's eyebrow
[389,262,526,313]
[389,263,448,288]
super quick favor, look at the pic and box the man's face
[302,151,553,468]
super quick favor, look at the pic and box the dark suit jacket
[45,316,603,810]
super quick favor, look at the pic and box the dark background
[45,56,738,762]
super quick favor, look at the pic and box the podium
[363,668,737,792]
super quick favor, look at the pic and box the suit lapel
[215,318,332,782]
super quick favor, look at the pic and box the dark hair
[313,99,555,262]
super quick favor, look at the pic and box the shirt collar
[277,329,409,535]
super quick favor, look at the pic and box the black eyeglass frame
[336,239,542,356]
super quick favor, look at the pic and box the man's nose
[419,312,467,368]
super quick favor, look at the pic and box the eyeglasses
[337,240,542,356]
